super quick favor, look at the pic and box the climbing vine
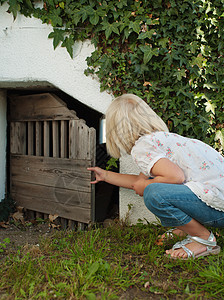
[1,0,224,153]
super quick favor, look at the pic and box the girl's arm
[132,158,185,196]
[87,167,147,189]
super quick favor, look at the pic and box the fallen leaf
[17,206,24,213]
[143,81,152,86]
[49,214,59,223]
[50,223,60,229]
[0,222,9,228]
[12,211,25,225]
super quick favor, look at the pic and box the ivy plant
[1,0,224,153]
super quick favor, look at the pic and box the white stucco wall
[120,156,158,224]
[0,3,156,223]
[0,90,7,201]
[0,3,111,113]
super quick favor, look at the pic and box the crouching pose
[88,94,224,259]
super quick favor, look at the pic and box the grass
[0,220,224,299]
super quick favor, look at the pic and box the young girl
[88,94,224,259]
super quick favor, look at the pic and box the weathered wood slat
[89,127,96,222]
[60,218,68,230]
[69,120,78,159]
[77,121,89,160]
[52,121,59,158]
[13,194,91,223]
[60,120,68,158]
[43,121,50,157]
[10,122,26,155]
[11,155,91,193]
[10,93,78,121]
[28,122,34,155]
[36,212,44,220]
[35,121,42,156]
[89,127,96,165]
[11,181,91,208]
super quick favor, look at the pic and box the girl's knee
[143,183,162,211]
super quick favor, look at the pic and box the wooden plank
[10,93,78,121]
[68,219,76,230]
[35,121,42,156]
[69,120,78,159]
[11,181,91,208]
[11,155,92,193]
[60,120,68,158]
[89,127,96,165]
[25,210,36,220]
[77,121,89,160]
[36,212,44,220]
[60,218,68,230]
[78,222,86,231]
[89,127,96,222]
[10,122,26,155]
[12,193,91,223]
[28,122,34,155]
[43,121,50,157]
[52,121,59,158]
[69,120,93,160]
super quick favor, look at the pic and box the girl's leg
[144,183,224,258]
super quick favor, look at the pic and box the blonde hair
[106,94,169,158]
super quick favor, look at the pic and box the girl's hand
[131,178,149,196]
[87,167,107,184]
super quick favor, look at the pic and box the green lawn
[0,220,224,299]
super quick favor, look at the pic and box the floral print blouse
[131,131,224,212]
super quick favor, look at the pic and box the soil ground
[0,222,53,254]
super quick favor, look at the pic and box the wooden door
[9,93,96,224]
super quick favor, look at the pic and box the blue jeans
[143,183,224,228]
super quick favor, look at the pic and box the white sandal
[168,232,220,260]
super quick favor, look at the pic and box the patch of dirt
[0,222,53,257]
[119,287,162,300]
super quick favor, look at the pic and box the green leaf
[62,36,74,58]
[24,0,33,9]
[129,21,140,34]
[205,101,216,115]
[49,9,63,27]
[138,29,156,40]
[139,45,152,64]
[7,0,22,19]
[89,11,99,25]
[116,0,128,9]
[158,37,169,48]
[101,20,119,39]
[191,56,207,68]
[72,9,82,26]
[106,158,118,170]
[215,129,224,148]
[139,45,159,64]
[59,2,64,9]
[173,68,186,81]
[80,6,95,23]
[48,29,65,49]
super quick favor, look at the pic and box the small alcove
[7,89,119,228]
